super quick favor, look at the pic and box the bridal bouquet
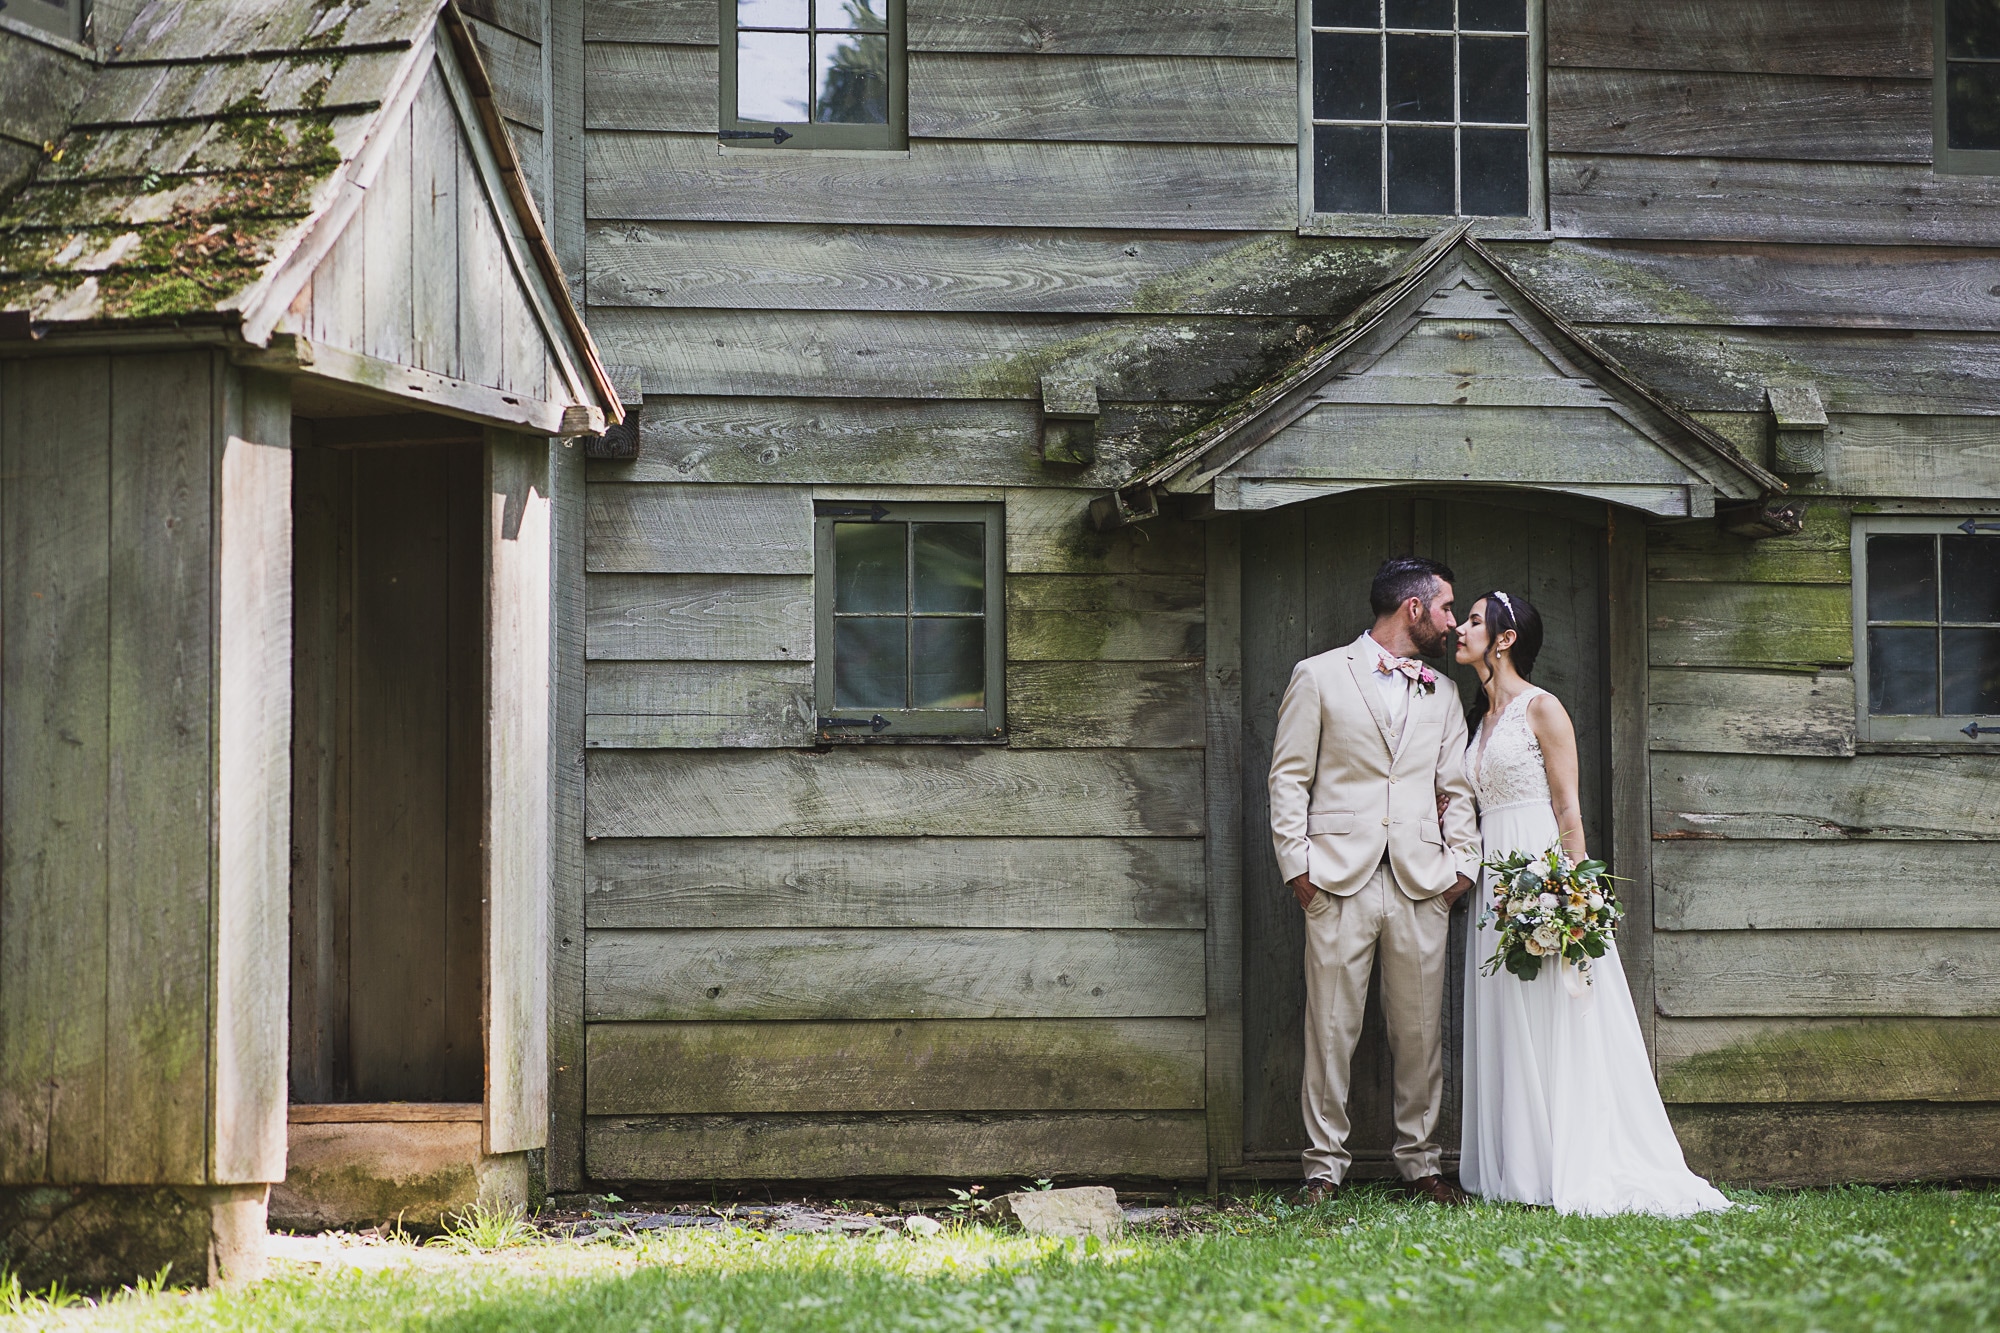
[1479,846,1623,985]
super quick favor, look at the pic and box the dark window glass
[1461,35,1528,123]
[835,521,905,612]
[1460,0,1527,31]
[1315,32,1382,120]
[1388,126,1454,212]
[1870,626,1940,714]
[912,618,985,708]
[1386,33,1454,120]
[1947,0,2000,57]
[1868,534,1938,621]
[1944,627,2000,714]
[1943,535,2000,622]
[1461,127,1529,214]
[1314,0,1379,25]
[1949,63,2000,151]
[912,523,984,613]
[835,618,907,708]
[1385,0,1452,30]
[817,30,889,123]
[1316,125,1382,212]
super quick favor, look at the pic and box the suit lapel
[1344,647,1398,757]
[1390,676,1425,765]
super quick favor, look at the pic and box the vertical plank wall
[559,0,2000,1184]
[0,351,290,1189]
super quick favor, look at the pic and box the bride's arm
[1527,694,1588,862]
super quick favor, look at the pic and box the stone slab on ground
[992,1186,1124,1238]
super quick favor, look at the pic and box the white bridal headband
[1492,590,1515,615]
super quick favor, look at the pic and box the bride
[1455,590,1729,1215]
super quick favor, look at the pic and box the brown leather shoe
[1402,1174,1470,1205]
[1298,1178,1342,1206]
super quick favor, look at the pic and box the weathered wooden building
[555,0,2000,1196]
[0,0,617,1285]
[4,0,1999,1287]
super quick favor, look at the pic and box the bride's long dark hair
[1465,590,1545,736]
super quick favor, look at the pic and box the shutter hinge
[1958,519,2000,536]
[720,127,794,143]
[820,713,891,734]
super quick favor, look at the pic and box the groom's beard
[1410,620,1450,659]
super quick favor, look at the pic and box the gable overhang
[1095,225,1785,532]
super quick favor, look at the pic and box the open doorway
[288,438,487,1105]
[1237,489,1611,1173]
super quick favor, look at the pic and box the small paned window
[1303,0,1541,225]
[1938,0,2000,173]
[1853,516,2000,742]
[719,0,907,151]
[813,502,1004,740]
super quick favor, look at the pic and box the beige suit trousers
[1301,859,1452,1184]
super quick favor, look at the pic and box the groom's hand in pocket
[1442,874,1473,908]
[1289,873,1316,910]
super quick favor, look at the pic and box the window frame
[4,0,87,43]
[812,500,1005,742]
[1851,514,2000,744]
[1935,0,2000,176]
[1297,0,1548,236]
[718,0,908,153]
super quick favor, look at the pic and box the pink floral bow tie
[1378,653,1439,693]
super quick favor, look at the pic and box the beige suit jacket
[1268,637,1481,899]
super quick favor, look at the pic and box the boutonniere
[1416,665,1438,695]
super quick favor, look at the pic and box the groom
[1268,556,1481,1205]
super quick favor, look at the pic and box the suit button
[1381,818,1391,826]
[1389,776,1399,784]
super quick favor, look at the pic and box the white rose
[1531,924,1562,951]
[1524,937,1548,956]
[1538,893,1559,913]
[1586,892,1604,910]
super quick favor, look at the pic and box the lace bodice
[1472,688,1553,811]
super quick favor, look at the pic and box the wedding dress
[1460,687,1729,1216]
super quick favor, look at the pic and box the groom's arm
[1436,701,1481,895]
[1268,662,1322,899]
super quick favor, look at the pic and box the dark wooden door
[1239,490,1608,1169]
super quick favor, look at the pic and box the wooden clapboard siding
[586,223,1405,316]
[585,1018,1205,1113]
[586,1110,1210,1179]
[584,483,813,573]
[585,661,813,748]
[1547,68,1930,163]
[1653,753,2000,841]
[1656,1018,2000,1103]
[1006,575,1205,661]
[1489,242,2000,335]
[1553,157,2000,250]
[587,747,1204,838]
[1005,490,1205,574]
[586,928,1206,1020]
[585,836,1205,929]
[1655,840,2000,931]
[1648,582,1852,668]
[462,0,544,42]
[1670,1103,2000,1187]
[1545,0,1929,77]
[588,44,1294,143]
[1647,503,1852,585]
[1584,326,2000,417]
[583,0,1295,56]
[466,14,544,131]
[586,308,1316,403]
[1819,415,2000,497]
[586,134,1297,230]
[1648,668,1857,757]
[585,573,812,660]
[1654,931,2000,1017]
[1007,661,1205,748]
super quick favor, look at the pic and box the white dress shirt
[1360,630,1411,734]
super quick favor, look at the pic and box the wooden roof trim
[436,1,622,427]
[1102,224,1784,528]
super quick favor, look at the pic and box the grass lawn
[5,1184,1997,1331]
